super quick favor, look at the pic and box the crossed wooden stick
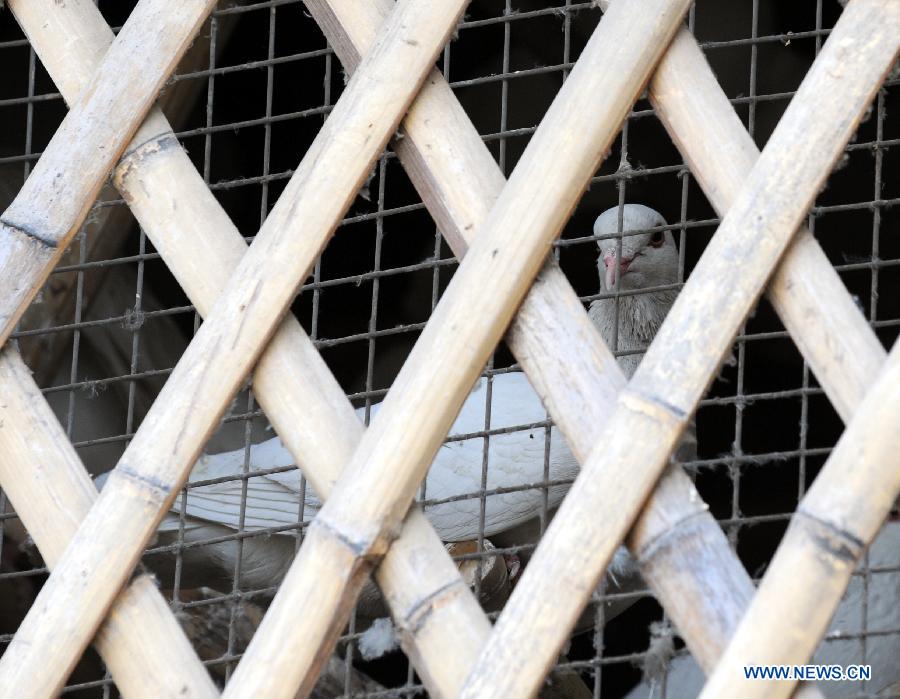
[0,0,897,697]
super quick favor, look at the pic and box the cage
[0,0,898,697]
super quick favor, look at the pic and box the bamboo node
[795,509,865,566]
[631,512,713,566]
[112,464,177,500]
[396,577,471,635]
[621,387,687,422]
[309,515,380,560]
[114,132,182,190]
[0,218,58,249]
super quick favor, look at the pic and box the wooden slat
[645,12,887,425]
[221,2,692,697]
[628,2,891,680]
[0,1,469,695]
[0,0,217,347]
[6,1,750,694]
[456,1,900,696]
[0,347,219,699]
[314,0,882,692]
[16,7,241,386]
[314,0,758,689]
[4,1,892,697]
[18,1,877,695]
[699,336,900,699]
[8,2,487,697]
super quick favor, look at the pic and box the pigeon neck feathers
[588,287,677,378]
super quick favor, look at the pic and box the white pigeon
[589,203,697,463]
[624,519,900,699]
[140,371,580,590]
[588,204,678,379]
[97,204,681,603]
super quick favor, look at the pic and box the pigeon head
[594,204,677,292]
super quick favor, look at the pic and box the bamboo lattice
[0,0,897,698]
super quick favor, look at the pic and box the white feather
[159,371,577,544]
[358,617,399,661]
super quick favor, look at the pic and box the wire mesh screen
[0,0,898,696]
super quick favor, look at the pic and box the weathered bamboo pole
[17,7,241,388]
[698,338,900,699]
[8,2,489,696]
[629,3,891,677]
[0,0,217,347]
[645,14,887,424]
[0,346,219,699]
[221,3,693,697]
[315,0,756,685]
[4,3,742,696]
[457,2,900,697]
[0,1,469,694]
[7,1,750,693]
[8,2,887,698]
[297,0,878,692]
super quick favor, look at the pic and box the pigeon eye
[648,231,665,248]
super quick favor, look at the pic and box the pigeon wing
[163,441,321,534]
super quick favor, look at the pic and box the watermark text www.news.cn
[743,665,872,682]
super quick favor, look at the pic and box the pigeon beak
[603,252,632,290]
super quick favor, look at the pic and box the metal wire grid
[0,0,897,696]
